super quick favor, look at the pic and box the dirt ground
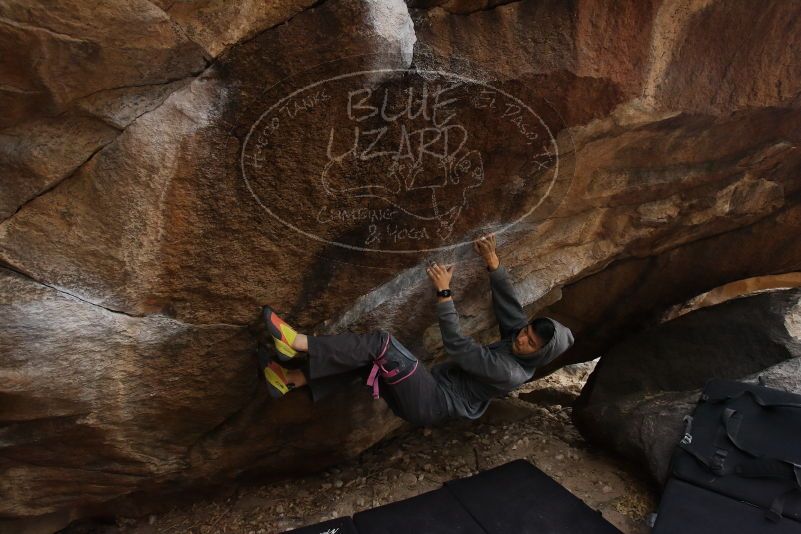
[71,362,657,534]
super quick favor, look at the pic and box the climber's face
[512,324,543,356]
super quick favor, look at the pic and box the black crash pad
[653,478,801,534]
[671,379,801,522]
[446,459,622,534]
[354,487,485,534]
[282,459,621,534]
[282,516,358,534]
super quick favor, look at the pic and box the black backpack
[653,378,801,532]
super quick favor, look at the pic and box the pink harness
[365,334,419,399]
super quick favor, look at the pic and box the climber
[257,233,575,427]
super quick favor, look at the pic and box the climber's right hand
[472,233,500,271]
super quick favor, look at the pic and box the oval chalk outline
[241,67,562,254]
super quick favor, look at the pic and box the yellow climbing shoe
[257,342,295,399]
[263,305,298,361]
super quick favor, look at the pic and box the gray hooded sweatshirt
[431,265,575,419]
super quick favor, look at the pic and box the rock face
[662,272,801,322]
[2,0,801,526]
[1,268,254,516]
[575,288,801,483]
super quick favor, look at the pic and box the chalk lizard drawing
[321,124,484,241]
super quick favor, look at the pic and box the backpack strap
[702,389,801,411]
[721,407,801,471]
[765,488,801,523]
[678,415,737,475]
[679,405,801,478]
[736,458,801,483]
[679,386,801,522]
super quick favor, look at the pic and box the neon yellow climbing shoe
[257,343,295,399]
[262,306,299,361]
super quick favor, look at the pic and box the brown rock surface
[165,0,318,57]
[0,266,397,521]
[663,272,801,321]
[0,268,255,517]
[2,0,801,527]
[0,0,208,125]
[0,116,118,219]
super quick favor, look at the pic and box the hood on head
[514,317,574,370]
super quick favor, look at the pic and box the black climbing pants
[306,330,451,427]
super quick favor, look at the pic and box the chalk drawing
[241,63,562,254]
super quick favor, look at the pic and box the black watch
[436,288,452,297]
